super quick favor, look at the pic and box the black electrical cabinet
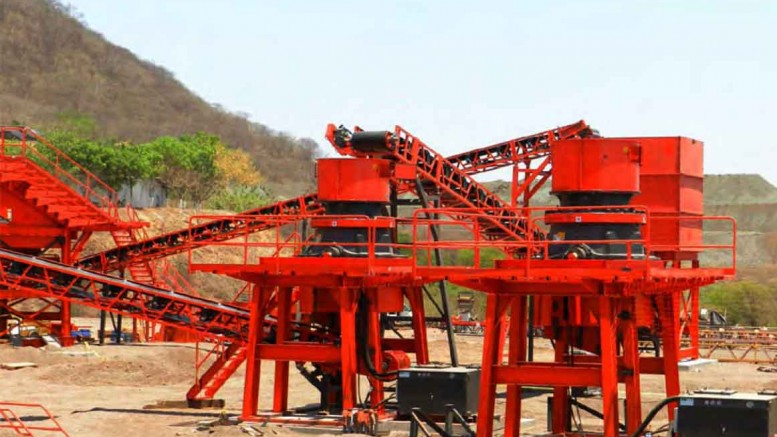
[677,392,777,437]
[396,367,480,417]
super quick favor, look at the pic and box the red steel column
[60,236,74,347]
[273,287,291,413]
[497,310,509,365]
[660,293,681,422]
[621,298,642,433]
[476,293,508,437]
[551,332,570,434]
[503,296,527,437]
[368,303,385,411]
[599,295,619,437]
[690,259,701,358]
[340,287,358,411]
[242,286,269,418]
[407,287,429,364]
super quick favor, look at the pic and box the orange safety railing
[185,209,736,279]
[409,207,737,276]
[192,339,229,384]
[649,214,737,271]
[698,326,777,363]
[123,203,150,232]
[157,260,199,296]
[0,401,70,436]
[187,214,415,275]
[0,126,120,219]
[410,206,650,275]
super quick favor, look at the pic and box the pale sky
[69,0,776,182]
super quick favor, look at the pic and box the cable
[573,395,583,432]
[373,392,396,409]
[651,422,671,435]
[356,294,398,380]
[629,396,681,437]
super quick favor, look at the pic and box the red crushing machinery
[0,120,735,436]
[188,156,434,425]
[435,136,735,436]
[182,122,733,435]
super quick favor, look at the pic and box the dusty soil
[1,325,775,436]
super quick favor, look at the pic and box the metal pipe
[528,296,535,361]
[415,176,459,367]
[98,310,106,345]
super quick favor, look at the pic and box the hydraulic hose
[357,294,399,380]
[629,396,682,437]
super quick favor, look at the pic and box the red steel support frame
[598,295,619,437]
[242,286,269,418]
[59,234,73,346]
[424,206,735,437]
[660,293,681,422]
[476,287,721,437]
[0,119,738,437]
[477,293,507,437]
[339,287,358,412]
[188,211,432,424]
[273,286,292,412]
[503,296,527,437]
[406,287,430,364]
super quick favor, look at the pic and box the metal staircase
[0,127,132,230]
[186,342,248,401]
[0,126,200,335]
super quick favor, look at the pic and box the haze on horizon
[69,0,777,183]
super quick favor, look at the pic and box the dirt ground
[1,321,775,437]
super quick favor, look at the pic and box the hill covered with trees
[42,130,267,211]
[0,0,318,196]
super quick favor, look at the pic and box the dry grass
[0,0,317,197]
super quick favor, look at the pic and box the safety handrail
[0,126,120,219]
[157,259,199,296]
[0,401,70,436]
[185,209,736,281]
[77,193,324,272]
[410,207,737,277]
[187,214,416,276]
[649,214,737,272]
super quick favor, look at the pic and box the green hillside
[0,0,317,196]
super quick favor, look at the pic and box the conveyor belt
[76,122,593,271]
[0,248,251,341]
[76,193,323,272]
[327,124,540,241]
[446,120,594,174]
